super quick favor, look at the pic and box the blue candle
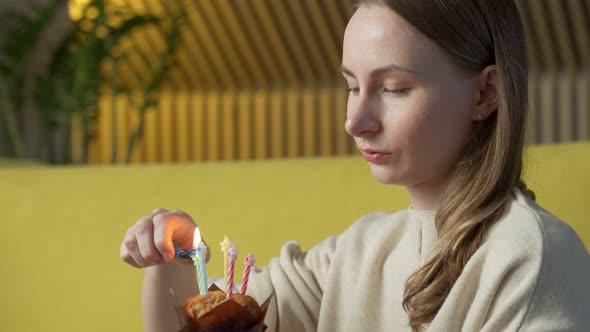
[192,227,208,295]
[196,241,208,295]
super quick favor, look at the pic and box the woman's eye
[383,88,411,95]
[345,87,410,95]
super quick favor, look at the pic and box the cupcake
[177,284,271,332]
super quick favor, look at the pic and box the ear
[472,65,499,121]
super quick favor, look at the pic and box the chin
[367,163,406,185]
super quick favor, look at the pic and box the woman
[120,1,590,331]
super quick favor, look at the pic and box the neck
[405,176,449,211]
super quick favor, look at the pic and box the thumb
[153,211,196,263]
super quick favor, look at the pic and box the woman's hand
[120,208,210,268]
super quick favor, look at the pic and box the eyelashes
[345,88,411,95]
[384,88,411,95]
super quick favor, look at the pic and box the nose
[345,97,381,138]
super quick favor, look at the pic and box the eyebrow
[339,63,417,78]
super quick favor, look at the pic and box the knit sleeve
[246,236,338,332]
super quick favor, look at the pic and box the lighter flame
[193,227,202,249]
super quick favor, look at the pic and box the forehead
[342,6,445,76]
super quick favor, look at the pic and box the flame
[193,227,202,249]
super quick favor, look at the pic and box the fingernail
[164,252,172,263]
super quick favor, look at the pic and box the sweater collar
[408,206,438,261]
[407,206,436,221]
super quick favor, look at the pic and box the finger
[135,217,164,265]
[152,208,169,215]
[174,210,208,263]
[154,211,198,264]
[153,212,176,263]
[120,242,141,268]
[120,227,142,268]
[123,232,151,267]
[127,240,151,267]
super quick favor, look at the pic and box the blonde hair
[352,0,535,330]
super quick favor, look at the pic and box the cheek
[381,106,422,146]
[380,91,441,148]
[404,85,473,150]
[379,85,474,185]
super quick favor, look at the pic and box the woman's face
[342,5,478,190]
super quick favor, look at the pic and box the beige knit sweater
[247,189,590,331]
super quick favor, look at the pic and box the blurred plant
[126,5,181,164]
[0,0,65,160]
[0,0,182,164]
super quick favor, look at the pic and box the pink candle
[241,254,256,294]
[226,245,238,298]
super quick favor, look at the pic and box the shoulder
[485,188,588,260]
[481,188,589,273]
[481,189,590,325]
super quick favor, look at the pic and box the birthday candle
[226,245,238,298]
[219,236,232,289]
[197,242,208,295]
[241,254,256,294]
[193,227,208,295]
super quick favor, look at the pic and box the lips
[359,147,391,163]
